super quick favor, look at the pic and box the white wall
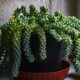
[0,0,77,26]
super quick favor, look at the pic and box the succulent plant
[0,5,80,78]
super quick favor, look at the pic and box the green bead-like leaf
[72,39,80,73]
[35,27,47,60]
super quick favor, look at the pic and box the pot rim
[19,59,70,74]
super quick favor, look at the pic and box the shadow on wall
[65,0,77,16]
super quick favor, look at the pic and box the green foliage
[11,27,21,77]
[34,27,47,60]
[51,19,80,40]
[71,39,80,73]
[22,24,35,63]
[62,16,80,31]
[0,5,80,77]
[0,14,22,77]
[49,29,62,41]
[62,35,72,60]
[29,5,37,16]
[0,23,14,76]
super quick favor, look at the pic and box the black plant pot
[20,32,64,72]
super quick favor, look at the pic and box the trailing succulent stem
[22,24,35,63]
[63,16,80,31]
[61,35,72,60]
[35,27,47,60]
[52,21,80,40]
[49,29,62,41]
[0,24,13,76]
[11,27,21,77]
[71,39,80,73]
[0,7,23,77]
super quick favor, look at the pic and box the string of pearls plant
[0,5,80,77]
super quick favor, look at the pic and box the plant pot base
[19,60,70,80]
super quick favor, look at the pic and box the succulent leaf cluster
[71,39,80,73]
[0,5,80,77]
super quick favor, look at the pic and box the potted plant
[0,5,80,80]
[52,13,80,77]
[19,6,72,80]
